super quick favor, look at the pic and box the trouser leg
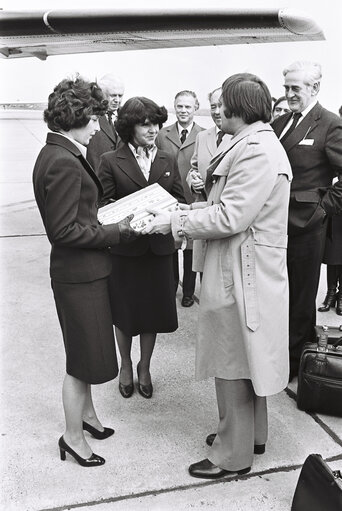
[182,249,196,297]
[208,378,267,471]
[173,250,180,294]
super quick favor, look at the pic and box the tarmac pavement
[1,115,341,511]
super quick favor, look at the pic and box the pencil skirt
[109,251,178,336]
[51,277,118,384]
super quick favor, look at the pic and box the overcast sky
[1,0,341,114]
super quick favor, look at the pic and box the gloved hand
[117,215,141,244]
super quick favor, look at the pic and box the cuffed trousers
[208,378,268,471]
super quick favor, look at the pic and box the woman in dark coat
[318,210,342,315]
[98,97,185,399]
[33,77,138,467]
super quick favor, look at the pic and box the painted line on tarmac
[0,233,46,238]
[37,453,342,511]
[1,199,36,207]
[285,386,342,449]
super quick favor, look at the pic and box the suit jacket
[86,115,121,172]
[98,144,185,257]
[272,103,342,236]
[156,122,204,203]
[33,133,120,283]
[186,126,232,201]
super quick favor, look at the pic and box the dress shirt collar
[299,99,318,119]
[177,122,194,138]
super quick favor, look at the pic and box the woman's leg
[115,326,133,384]
[83,384,104,432]
[138,333,157,385]
[62,373,92,458]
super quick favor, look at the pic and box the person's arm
[97,152,117,203]
[185,134,205,194]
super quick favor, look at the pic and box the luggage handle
[317,333,342,351]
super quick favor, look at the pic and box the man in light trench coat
[144,73,292,479]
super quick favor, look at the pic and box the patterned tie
[180,129,188,144]
[216,130,224,147]
[280,112,302,142]
[107,111,113,125]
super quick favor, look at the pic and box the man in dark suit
[156,90,204,307]
[86,74,125,171]
[272,61,342,379]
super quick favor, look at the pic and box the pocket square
[164,171,171,177]
[298,139,314,146]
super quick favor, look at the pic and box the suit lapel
[148,151,168,184]
[205,127,218,156]
[47,133,104,195]
[281,103,321,152]
[165,124,181,149]
[100,115,117,144]
[272,112,292,137]
[116,144,148,188]
[181,123,200,150]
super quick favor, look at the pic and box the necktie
[280,113,302,142]
[216,130,224,147]
[180,129,188,144]
[107,111,113,125]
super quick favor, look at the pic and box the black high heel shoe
[318,288,337,312]
[82,421,114,440]
[137,363,153,399]
[58,436,105,467]
[336,293,342,316]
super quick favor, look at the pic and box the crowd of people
[32,60,342,478]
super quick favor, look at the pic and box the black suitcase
[297,326,342,416]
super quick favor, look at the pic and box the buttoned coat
[156,122,204,204]
[33,133,121,283]
[86,115,122,172]
[98,143,185,257]
[171,122,292,396]
[272,102,342,236]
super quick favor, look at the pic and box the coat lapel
[99,115,117,143]
[165,124,181,149]
[180,123,201,150]
[46,133,104,196]
[281,103,321,152]
[115,144,148,188]
[148,151,169,184]
[205,126,218,156]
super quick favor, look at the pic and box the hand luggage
[291,454,342,511]
[297,326,342,416]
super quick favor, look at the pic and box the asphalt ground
[1,114,341,511]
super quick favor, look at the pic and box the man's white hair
[97,74,124,93]
[283,61,322,86]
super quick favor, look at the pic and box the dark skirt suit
[98,144,185,336]
[33,133,121,384]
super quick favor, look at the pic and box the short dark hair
[221,73,272,124]
[272,96,287,112]
[44,76,108,132]
[115,97,168,144]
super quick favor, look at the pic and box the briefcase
[297,327,342,416]
[291,454,342,511]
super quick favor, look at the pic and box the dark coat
[156,122,204,204]
[98,143,185,257]
[86,115,122,172]
[33,132,120,283]
[272,103,342,236]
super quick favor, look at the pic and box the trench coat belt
[241,230,260,332]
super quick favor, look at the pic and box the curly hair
[44,76,108,132]
[221,73,272,124]
[115,97,168,144]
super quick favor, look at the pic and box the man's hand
[142,208,172,235]
[117,215,141,243]
[189,170,205,192]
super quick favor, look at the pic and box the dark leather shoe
[82,421,114,440]
[119,382,134,398]
[137,363,153,399]
[182,296,194,307]
[206,433,265,454]
[189,458,250,479]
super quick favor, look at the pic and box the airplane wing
[0,8,325,60]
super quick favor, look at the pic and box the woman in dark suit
[98,97,185,399]
[33,77,138,467]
